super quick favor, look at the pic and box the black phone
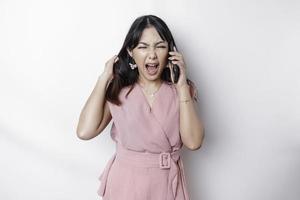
[168,41,180,83]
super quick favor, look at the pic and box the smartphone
[168,41,180,83]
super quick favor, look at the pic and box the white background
[1,0,299,199]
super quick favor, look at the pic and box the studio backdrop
[0,0,299,200]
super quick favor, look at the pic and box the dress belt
[97,144,190,200]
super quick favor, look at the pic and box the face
[127,26,169,82]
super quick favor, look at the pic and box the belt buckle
[159,152,171,169]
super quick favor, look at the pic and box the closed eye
[138,46,166,49]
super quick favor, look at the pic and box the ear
[127,48,133,57]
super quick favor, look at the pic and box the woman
[76,15,205,200]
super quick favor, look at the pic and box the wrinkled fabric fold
[178,157,190,200]
[97,144,190,200]
[97,153,117,196]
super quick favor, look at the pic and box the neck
[137,78,163,90]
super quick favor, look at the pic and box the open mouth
[145,63,159,75]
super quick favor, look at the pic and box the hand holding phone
[169,41,180,83]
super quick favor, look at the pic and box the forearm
[76,73,111,137]
[177,84,204,150]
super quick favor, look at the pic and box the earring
[129,62,137,70]
[129,57,137,70]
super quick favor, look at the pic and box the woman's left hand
[167,48,188,89]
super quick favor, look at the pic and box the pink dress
[97,81,192,200]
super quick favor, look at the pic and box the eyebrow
[138,41,166,45]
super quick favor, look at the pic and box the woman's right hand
[102,55,119,81]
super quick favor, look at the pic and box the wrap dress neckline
[135,81,165,112]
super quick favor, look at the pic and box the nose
[148,48,158,59]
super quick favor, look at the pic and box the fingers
[174,46,177,52]
[105,55,119,68]
[168,55,185,68]
[168,52,183,61]
[113,55,119,63]
[168,62,175,83]
[170,60,184,66]
[168,55,181,61]
[168,49,185,68]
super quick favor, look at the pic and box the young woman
[76,15,205,200]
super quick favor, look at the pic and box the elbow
[186,128,205,151]
[76,129,92,140]
[186,143,202,151]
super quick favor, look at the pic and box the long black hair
[105,15,197,105]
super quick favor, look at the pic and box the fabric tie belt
[97,144,190,200]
